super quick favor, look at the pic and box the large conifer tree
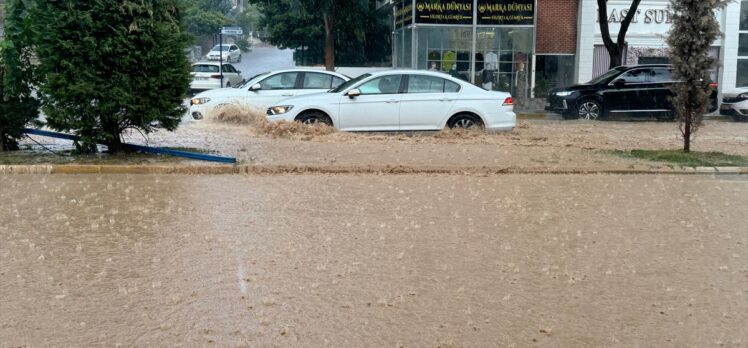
[32,0,191,153]
[0,0,39,151]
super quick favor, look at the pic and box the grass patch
[609,149,748,167]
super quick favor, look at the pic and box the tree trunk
[323,11,335,71]
[597,0,642,69]
[683,113,691,153]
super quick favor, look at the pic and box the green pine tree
[32,0,191,153]
[0,0,40,152]
[667,0,728,152]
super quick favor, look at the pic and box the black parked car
[546,64,718,120]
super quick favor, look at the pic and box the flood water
[1,174,747,346]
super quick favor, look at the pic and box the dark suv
[545,64,718,120]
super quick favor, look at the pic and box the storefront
[393,0,536,103]
[576,0,745,91]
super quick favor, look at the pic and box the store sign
[414,0,473,25]
[477,0,535,25]
[395,0,413,29]
[595,2,723,37]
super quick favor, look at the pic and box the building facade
[391,0,747,106]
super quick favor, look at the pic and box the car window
[331,73,371,93]
[192,64,219,73]
[407,75,447,93]
[231,45,238,51]
[222,65,236,73]
[444,80,460,93]
[615,69,652,84]
[650,68,673,83]
[260,72,299,90]
[332,77,346,89]
[303,73,333,89]
[357,75,403,95]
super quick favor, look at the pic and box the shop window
[739,33,748,57]
[535,55,575,97]
[416,26,472,81]
[475,27,533,102]
[738,60,748,87]
[395,28,413,68]
[638,56,669,65]
[741,0,748,31]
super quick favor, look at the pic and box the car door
[399,75,459,130]
[244,71,301,109]
[229,45,240,61]
[603,68,651,113]
[648,67,675,112]
[300,72,338,94]
[337,75,403,131]
[221,64,241,87]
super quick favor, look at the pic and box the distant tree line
[249,0,391,70]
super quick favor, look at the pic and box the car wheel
[225,82,231,88]
[447,113,484,130]
[577,100,602,120]
[297,111,333,126]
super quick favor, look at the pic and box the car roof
[620,64,672,69]
[263,68,351,79]
[366,69,459,79]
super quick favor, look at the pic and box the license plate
[721,104,730,110]
[195,77,208,81]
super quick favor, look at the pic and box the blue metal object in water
[22,128,237,164]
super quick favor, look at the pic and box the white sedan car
[720,87,748,121]
[190,62,244,93]
[190,69,349,120]
[266,70,516,131]
[206,44,241,63]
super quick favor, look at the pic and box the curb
[1,164,747,176]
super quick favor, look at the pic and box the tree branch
[617,0,642,46]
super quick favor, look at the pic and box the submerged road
[1,174,747,346]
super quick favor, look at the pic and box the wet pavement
[1,174,747,346]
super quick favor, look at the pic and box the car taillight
[502,97,513,106]
[708,82,718,89]
[210,75,222,79]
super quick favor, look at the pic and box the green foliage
[0,0,40,151]
[250,0,391,66]
[31,0,192,153]
[666,0,729,152]
[609,149,748,167]
[185,3,232,39]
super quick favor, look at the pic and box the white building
[576,0,746,92]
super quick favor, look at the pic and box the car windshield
[211,45,231,52]
[586,67,627,85]
[239,72,271,88]
[192,64,220,73]
[330,73,371,93]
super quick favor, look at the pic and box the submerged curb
[1,164,747,176]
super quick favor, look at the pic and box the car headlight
[738,92,748,100]
[555,91,574,97]
[191,97,211,105]
[268,105,294,115]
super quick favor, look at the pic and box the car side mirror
[613,79,626,88]
[250,83,262,91]
[347,89,361,99]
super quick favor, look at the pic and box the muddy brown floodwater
[1,174,747,346]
